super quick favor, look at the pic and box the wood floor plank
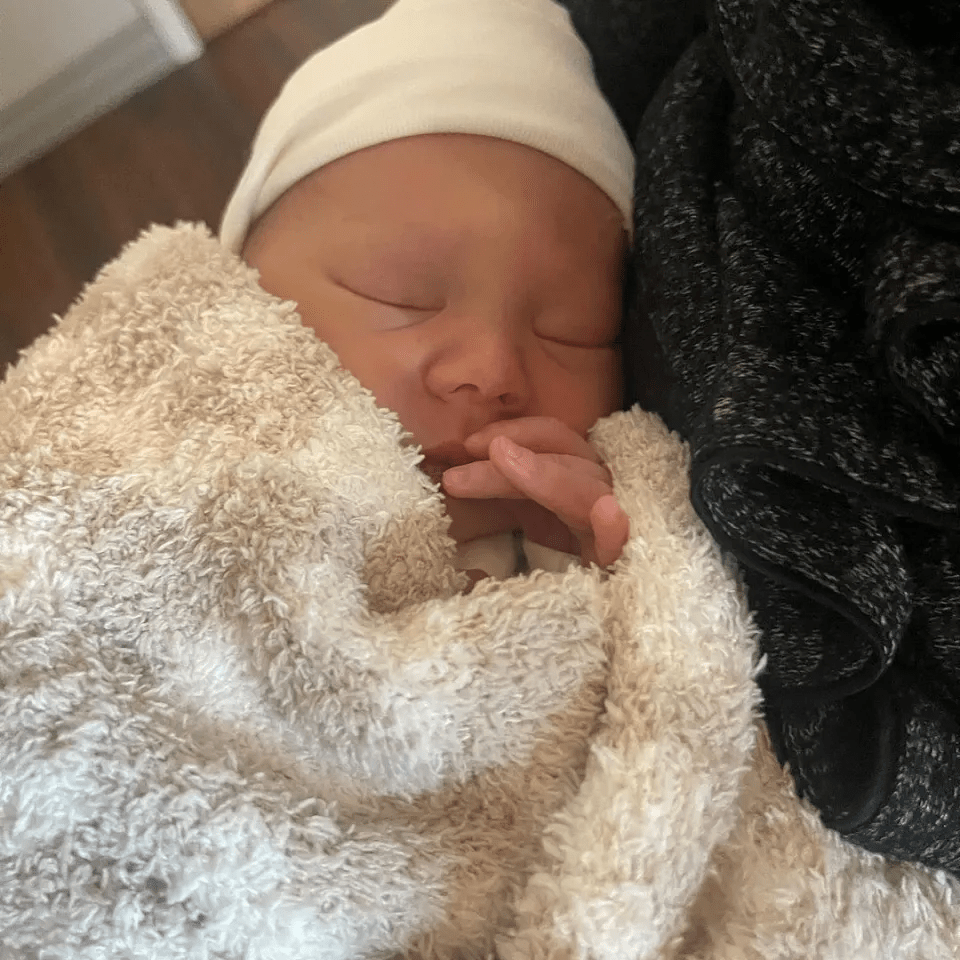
[0,0,391,375]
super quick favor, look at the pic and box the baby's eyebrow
[390,221,465,256]
[352,220,465,276]
[348,217,460,249]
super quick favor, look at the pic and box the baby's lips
[420,459,449,485]
[420,440,479,485]
[422,440,474,465]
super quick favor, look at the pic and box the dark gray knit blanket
[561,0,960,873]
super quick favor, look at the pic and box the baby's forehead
[246,137,628,299]
[340,210,623,291]
[314,137,624,249]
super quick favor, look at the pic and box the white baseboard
[133,0,205,62]
[0,13,201,179]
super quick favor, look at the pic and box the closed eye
[534,305,620,350]
[335,279,440,313]
[536,330,621,350]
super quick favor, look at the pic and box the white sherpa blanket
[2,223,960,960]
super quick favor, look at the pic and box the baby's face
[243,132,625,493]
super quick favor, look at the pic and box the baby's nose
[427,330,530,409]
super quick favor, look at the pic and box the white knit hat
[219,0,635,253]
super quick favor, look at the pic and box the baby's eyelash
[537,332,616,350]
[370,295,437,312]
[336,279,439,313]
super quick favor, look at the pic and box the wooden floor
[0,0,391,375]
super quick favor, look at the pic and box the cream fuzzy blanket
[1,224,959,960]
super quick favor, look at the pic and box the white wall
[0,0,140,108]
[0,0,201,176]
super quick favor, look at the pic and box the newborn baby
[220,0,636,580]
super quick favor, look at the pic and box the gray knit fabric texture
[561,0,960,873]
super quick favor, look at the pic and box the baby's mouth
[421,460,449,485]
[420,441,475,486]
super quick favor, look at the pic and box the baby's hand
[441,417,629,568]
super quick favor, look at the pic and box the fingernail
[499,436,533,475]
[443,465,470,485]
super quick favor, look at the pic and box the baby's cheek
[342,354,427,440]
[541,352,622,435]
[600,346,624,414]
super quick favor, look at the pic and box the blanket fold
[4,223,960,958]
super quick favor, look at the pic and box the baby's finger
[488,436,608,536]
[588,495,631,568]
[464,416,602,464]
[443,451,609,500]
[441,458,523,499]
